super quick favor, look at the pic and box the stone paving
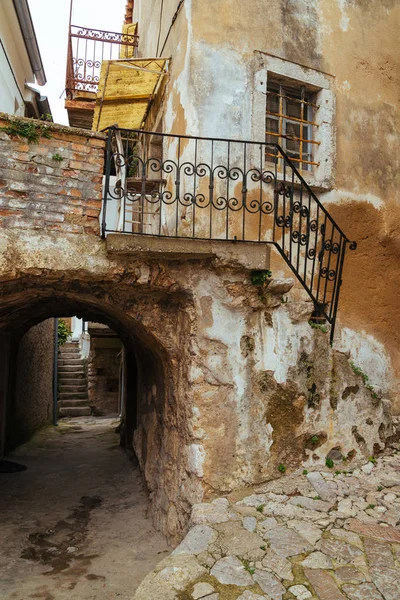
[135,443,400,600]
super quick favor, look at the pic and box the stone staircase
[58,341,91,417]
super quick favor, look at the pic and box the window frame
[252,52,335,190]
[265,80,318,172]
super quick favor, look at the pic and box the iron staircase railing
[102,126,356,343]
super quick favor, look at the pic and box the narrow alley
[0,417,170,600]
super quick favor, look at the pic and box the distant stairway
[58,341,91,417]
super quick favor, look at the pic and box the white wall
[0,0,37,115]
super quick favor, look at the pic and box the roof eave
[12,0,46,86]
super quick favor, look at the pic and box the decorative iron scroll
[65,25,139,96]
[102,127,356,342]
[71,26,138,46]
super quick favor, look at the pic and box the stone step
[59,406,91,417]
[58,365,85,373]
[59,383,86,389]
[58,358,83,366]
[59,381,86,389]
[58,382,85,389]
[58,390,88,399]
[59,342,79,352]
[60,399,90,408]
[58,354,81,361]
[58,373,85,381]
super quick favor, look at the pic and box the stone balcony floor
[136,438,400,600]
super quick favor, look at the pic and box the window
[254,52,335,188]
[265,79,318,172]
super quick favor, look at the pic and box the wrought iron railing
[65,25,139,98]
[102,127,356,342]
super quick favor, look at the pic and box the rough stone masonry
[0,114,395,542]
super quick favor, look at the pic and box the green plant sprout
[250,270,272,286]
[308,320,328,334]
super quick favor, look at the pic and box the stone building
[0,0,398,543]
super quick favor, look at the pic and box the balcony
[102,127,356,341]
[65,25,139,129]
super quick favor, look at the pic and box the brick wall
[0,113,106,235]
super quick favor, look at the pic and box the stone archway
[0,226,394,546]
[0,275,201,543]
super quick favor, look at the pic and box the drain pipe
[13,0,47,85]
[53,318,58,426]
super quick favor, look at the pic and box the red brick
[84,223,100,235]
[89,137,106,148]
[6,190,28,199]
[0,209,24,217]
[87,155,104,166]
[71,142,91,153]
[84,208,100,218]
[71,151,88,161]
[69,160,100,173]
[85,199,102,208]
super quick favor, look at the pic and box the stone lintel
[106,234,270,270]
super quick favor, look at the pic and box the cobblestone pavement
[135,443,400,600]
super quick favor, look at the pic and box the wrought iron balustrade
[102,126,356,342]
[65,25,139,97]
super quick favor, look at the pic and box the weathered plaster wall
[0,226,393,542]
[6,319,55,450]
[136,0,400,411]
[135,0,192,136]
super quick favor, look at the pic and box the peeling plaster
[321,189,384,210]
[258,308,313,385]
[190,42,250,138]
[186,443,206,477]
[338,0,350,31]
[337,327,391,394]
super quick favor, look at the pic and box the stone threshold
[106,233,271,271]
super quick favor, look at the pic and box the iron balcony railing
[65,25,139,98]
[102,127,356,342]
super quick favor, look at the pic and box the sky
[29,0,127,125]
